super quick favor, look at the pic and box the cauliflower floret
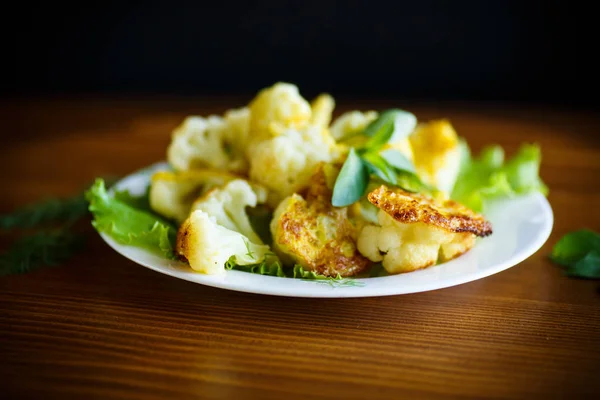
[149,169,240,223]
[247,82,312,145]
[249,125,337,206]
[191,179,267,245]
[409,119,462,194]
[357,185,492,274]
[270,164,371,277]
[176,210,271,274]
[310,93,335,129]
[167,108,250,174]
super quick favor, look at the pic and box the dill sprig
[0,194,88,230]
[0,230,85,276]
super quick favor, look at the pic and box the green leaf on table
[332,148,369,207]
[564,251,600,279]
[0,230,85,276]
[85,179,177,259]
[549,229,600,279]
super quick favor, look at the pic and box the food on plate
[409,119,462,195]
[357,186,492,274]
[176,210,272,274]
[167,107,250,173]
[270,163,371,277]
[149,169,240,223]
[87,82,548,280]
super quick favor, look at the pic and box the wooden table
[1,97,599,399]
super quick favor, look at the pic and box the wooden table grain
[1,97,599,399]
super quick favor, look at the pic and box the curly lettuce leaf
[113,187,151,212]
[451,143,548,212]
[85,179,177,258]
[224,257,287,277]
[550,229,600,279]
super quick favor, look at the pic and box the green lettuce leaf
[224,257,287,277]
[113,187,151,212]
[550,229,600,279]
[451,143,548,212]
[85,179,177,258]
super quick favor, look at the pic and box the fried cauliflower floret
[409,119,462,194]
[247,82,312,145]
[249,125,337,206]
[270,164,371,277]
[167,108,250,174]
[176,210,271,274]
[357,186,492,274]
[149,169,240,223]
[191,179,268,245]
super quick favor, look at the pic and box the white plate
[99,162,554,298]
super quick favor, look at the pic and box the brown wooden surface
[1,97,599,399]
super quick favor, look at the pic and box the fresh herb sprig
[550,229,600,279]
[332,109,425,207]
[0,230,85,276]
[0,195,89,230]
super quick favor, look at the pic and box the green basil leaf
[388,110,417,142]
[564,250,600,279]
[332,149,369,207]
[360,152,397,185]
[380,149,416,173]
[550,229,600,267]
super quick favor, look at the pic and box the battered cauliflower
[191,179,268,245]
[357,185,492,274]
[270,164,371,277]
[409,119,462,194]
[176,210,271,274]
[149,169,240,223]
[167,107,250,174]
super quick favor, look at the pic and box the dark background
[4,1,596,107]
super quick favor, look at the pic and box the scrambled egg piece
[191,179,268,245]
[149,169,240,223]
[270,164,371,277]
[409,119,462,194]
[176,210,272,275]
[167,107,250,174]
[357,185,492,274]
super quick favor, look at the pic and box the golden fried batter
[368,185,492,237]
[270,163,371,277]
